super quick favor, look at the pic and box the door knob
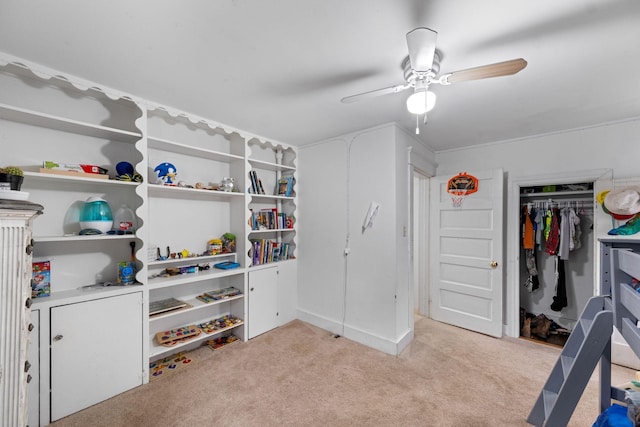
[490,261,498,269]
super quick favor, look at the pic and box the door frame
[506,169,612,338]
[413,168,430,317]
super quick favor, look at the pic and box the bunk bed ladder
[527,295,613,427]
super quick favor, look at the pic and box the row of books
[248,170,265,194]
[249,239,293,266]
[250,208,294,230]
[248,170,295,197]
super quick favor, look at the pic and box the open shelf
[148,268,245,290]
[248,158,295,173]
[148,136,244,163]
[148,184,245,200]
[0,102,141,143]
[24,171,139,187]
[34,234,136,243]
[149,320,244,359]
[149,294,243,322]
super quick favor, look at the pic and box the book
[249,170,259,194]
[277,176,294,197]
[149,298,188,316]
[196,286,241,303]
[32,261,51,298]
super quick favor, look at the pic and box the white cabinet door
[248,266,279,339]
[277,261,297,325]
[50,292,143,421]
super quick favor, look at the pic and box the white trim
[297,308,409,355]
[506,169,612,338]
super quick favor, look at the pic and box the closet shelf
[520,190,593,198]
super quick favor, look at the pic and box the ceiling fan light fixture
[406,90,436,115]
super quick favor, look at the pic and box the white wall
[435,119,640,179]
[433,118,640,335]
[297,123,436,354]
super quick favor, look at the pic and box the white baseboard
[296,308,412,355]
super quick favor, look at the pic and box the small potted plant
[0,166,24,191]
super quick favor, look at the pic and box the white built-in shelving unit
[0,53,297,425]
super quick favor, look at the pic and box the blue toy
[154,162,177,185]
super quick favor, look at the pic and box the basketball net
[450,190,469,208]
[446,172,479,208]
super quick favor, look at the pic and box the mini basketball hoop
[447,172,479,207]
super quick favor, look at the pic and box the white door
[429,169,504,337]
[50,292,143,421]
[248,266,279,338]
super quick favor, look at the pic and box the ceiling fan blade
[406,27,438,73]
[340,83,410,104]
[444,58,527,84]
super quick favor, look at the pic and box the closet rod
[521,197,593,205]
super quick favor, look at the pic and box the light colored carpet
[52,316,635,426]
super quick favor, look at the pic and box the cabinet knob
[250,287,254,292]
[53,334,64,342]
[28,323,34,332]
[25,361,31,372]
[25,298,32,308]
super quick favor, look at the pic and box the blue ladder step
[560,355,575,379]
[579,317,592,333]
[542,389,558,419]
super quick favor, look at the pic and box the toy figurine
[154,162,177,185]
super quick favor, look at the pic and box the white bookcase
[0,54,298,424]
[145,107,248,361]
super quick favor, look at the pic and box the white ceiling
[1,0,639,152]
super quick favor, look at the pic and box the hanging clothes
[550,256,568,311]
[522,205,534,250]
[545,208,560,255]
[534,208,544,250]
[569,207,582,251]
[524,247,540,292]
[558,207,571,261]
[522,206,539,292]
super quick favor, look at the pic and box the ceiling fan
[340,27,528,133]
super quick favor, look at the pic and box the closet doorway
[509,170,612,346]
